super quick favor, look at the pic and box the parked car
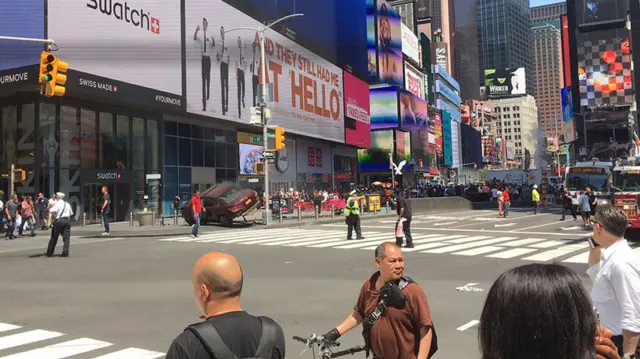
[182,184,259,227]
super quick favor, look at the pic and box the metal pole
[0,36,55,44]
[279,205,283,223]
[331,204,335,219]
[315,205,320,220]
[151,209,155,226]
[174,209,178,225]
[374,200,377,215]
[9,164,14,197]
[129,211,134,227]
[83,212,86,228]
[260,27,271,227]
[297,205,302,222]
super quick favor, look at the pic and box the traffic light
[39,51,68,97]
[274,126,286,150]
[12,168,26,183]
[253,161,265,175]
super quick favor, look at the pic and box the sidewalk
[73,208,397,238]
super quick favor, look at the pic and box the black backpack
[187,316,278,359]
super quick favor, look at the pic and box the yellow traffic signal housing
[39,51,68,97]
[253,161,265,175]
[274,127,286,150]
[13,168,26,183]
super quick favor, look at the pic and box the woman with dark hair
[479,263,621,359]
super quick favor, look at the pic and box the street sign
[250,106,262,125]
[449,170,456,177]
[267,158,276,164]
[262,151,275,159]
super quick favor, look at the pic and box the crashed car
[182,183,259,227]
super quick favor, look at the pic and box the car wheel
[219,215,232,227]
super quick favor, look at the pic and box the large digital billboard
[0,0,44,71]
[561,86,577,143]
[405,62,425,99]
[376,0,403,86]
[577,28,633,107]
[48,0,183,101]
[561,15,572,87]
[442,111,453,166]
[366,0,379,82]
[395,130,412,163]
[484,68,527,98]
[399,89,429,171]
[185,0,345,143]
[344,71,371,148]
[370,86,399,129]
[401,23,420,64]
[357,130,394,171]
[575,0,627,26]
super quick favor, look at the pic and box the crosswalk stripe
[529,240,569,249]
[502,238,547,247]
[522,243,589,262]
[453,246,505,256]
[0,330,64,351]
[358,237,455,251]
[487,248,538,259]
[303,233,391,248]
[0,324,20,333]
[0,338,112,359]
[422,237,519,254]
[260,232,347,246]
[446,236,493,244]
[562,251,590,264]
[333,234,441,249]
[170,229,299,242]
[91,348,165,359]
[201,230,328,244]
[401,235,467,252]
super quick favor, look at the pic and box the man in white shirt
[46,192,74,258]
[587,204,640,358]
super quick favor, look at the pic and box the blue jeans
[192,213,200,235]
[102,211,110,233]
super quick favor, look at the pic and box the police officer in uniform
[345,190,364,240]
[46,192,73,258]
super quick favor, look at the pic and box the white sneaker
[101,232,110,236]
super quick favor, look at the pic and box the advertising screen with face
[47,0,182,96]
[185,0,345,143]
[239,143,264,176]
[376,0,403,86]
[484,68,527,99]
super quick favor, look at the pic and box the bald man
[319,242,436,359]
[166,252,285,359]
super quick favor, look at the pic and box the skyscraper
[531,2,567,23]
[454,0,481,100]
[476,0,535,96]
[532,20,564,137]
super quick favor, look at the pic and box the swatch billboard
[0,0,44,71]
[357,130,394,171]
[344,71,372,148]
[376,0,403,86]
[185,0,345,143]
[370,86,399,129]
[399,89,429,171]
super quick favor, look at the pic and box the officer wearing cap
[345,190,364,240]
[46,192,74,258]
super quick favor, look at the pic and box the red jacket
[502,190,510,201]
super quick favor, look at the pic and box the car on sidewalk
[182,183,259,227]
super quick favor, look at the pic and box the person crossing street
[393,189,413,248]
[46,192,73,258]
[345,190,364,240]
[531,184,540,214]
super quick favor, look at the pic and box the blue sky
[530,0,565,7]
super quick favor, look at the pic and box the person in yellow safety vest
[531,184,541,215]
[345,190,365,240]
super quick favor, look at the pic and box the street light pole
[225,13,303,226]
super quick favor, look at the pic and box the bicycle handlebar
[328,346,366,358]
[293,335,364,358]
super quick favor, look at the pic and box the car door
[201,198,220,223]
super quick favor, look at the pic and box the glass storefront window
[147,119,160,172]
[16,104,36,195]
[179,138,191,167]
[132,117,145,171]
[80,109,98,168]
[99,112,116,169]
[192,139,204,167]
[116,115,130,169]
[164,136,178,166]
[39,103,57,197]
[1,106,17,197]
[60,106,80,169]
[133,170,145,210]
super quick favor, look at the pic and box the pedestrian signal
[274,127,286,150]
[253,161,265,175]
[39,52,68,97]
[12,168,26,183]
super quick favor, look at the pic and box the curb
[253,212,398,229]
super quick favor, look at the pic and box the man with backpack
[166,252,286,359]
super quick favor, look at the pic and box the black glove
[322,328,341,342]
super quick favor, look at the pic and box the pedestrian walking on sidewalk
[190,190,203,238]
[502,187,511,218]
[561,187,578,221]
[531,184,540,214]
[345,190,364,240]
[100,186,111,236]
[46,192,73,258]
[393,189,413,248]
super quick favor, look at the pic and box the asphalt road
[0,207,638,358]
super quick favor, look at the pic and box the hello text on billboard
[86,0,160,34]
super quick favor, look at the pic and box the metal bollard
[297,206,302,222]
[315,206,320,220]
[331,204,335,219]
[83,212,87,227]
[279,208,283,223]
[374,200,377,215]
[100,212,103,228]
[174,209,178,226]
[129,211,134,227]
[151,209,155,226]
[360,202,365,216]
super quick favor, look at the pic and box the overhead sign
[432,42,449,73]
[569,167,606,174]
[401,23,420,64]
[404,62,425,99]
[484,68,527,99]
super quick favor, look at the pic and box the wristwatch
[623,354,636,359]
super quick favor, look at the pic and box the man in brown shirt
[321,242,434,359]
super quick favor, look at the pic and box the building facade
[531,2,567,23]
[491,95,540,167]
[532,20,564,137]
[454,0,481,101]
[476,0,535,96]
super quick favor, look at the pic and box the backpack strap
[187,322,239,359]
[398,276,415,290]
[254,316,278,358]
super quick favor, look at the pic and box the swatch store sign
[185,0,345,143]
[47,0,184,110]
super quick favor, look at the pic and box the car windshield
[566,173,609,192]
[613,171,640,191]
[201,184,231,197]
[219,188,246,203]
